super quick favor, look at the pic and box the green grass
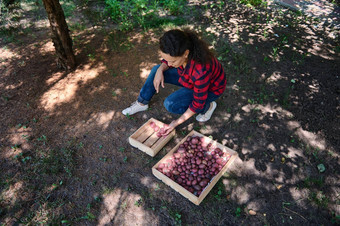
[168,208,182,225]
[60,0,77,19]
[69,22,86,31]
[239,0,265,7]
[106,30,133,52]
[309,191,329,208]
[104,0,188,31]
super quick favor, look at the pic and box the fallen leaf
[281,157,285,163]
[276,184,283,190]
[249,210,256,215]
[317,164,326,173]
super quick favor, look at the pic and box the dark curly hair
[159,29,214,65]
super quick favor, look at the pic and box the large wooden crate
[129,118,176,157]
[152,130,238,205]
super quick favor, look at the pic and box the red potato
[193,185,201,190]
[172,170,179,175]
[174,153,181,159]
[178,147,186,154]
[199,164,206,169]
[216,158,223,165]
[154,126,160,132]
[191,137,199,144]
[150,121,156,128]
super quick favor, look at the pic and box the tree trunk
[42,0,76,70]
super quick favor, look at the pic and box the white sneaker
[122,101,148,116]
[196,101,217,122]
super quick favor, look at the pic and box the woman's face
[160,50,189,68]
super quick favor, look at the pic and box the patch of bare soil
[1,0,339,225]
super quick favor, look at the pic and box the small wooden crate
[129,118,176,157]
[152,130,238,205]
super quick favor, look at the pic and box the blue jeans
[138,65,220,114]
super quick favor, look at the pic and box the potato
[149,121,156,128]
[199,179,209,187]
[172,170,179,175]
[193,185,201,191]
[198,169,204,175]
[178,147,186,153]
[191,137,199,145]
[174,153,181,159]
[199,164,206,169]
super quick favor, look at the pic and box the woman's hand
[153,68,164,93]
[162,109,196,136]
[162,120,177,136]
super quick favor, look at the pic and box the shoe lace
[130,101,140,109]
[198,113,208,119]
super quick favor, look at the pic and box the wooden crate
[152,130,238,205]
[129,118,176,157]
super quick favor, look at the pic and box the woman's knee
[163,98,186,114]
[163,98,173,113]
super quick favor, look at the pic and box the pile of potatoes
[156,136,231,196]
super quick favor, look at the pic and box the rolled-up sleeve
[161,59,172,68]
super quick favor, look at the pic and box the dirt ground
[1,0,339,225]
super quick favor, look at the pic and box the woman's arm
[163,108,196,135]
[154,62,169,93]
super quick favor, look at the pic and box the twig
[279,213,291,217]
[283,206,307,221]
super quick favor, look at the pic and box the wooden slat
[131,126,148,140]
[129,138,155,156]
[151,129,174,150]
[130,118,153,140]
[143,132,160,147]
[136,125,154,143]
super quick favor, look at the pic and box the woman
[122,29,226,135]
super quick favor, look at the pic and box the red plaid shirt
[161,57,226,113]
